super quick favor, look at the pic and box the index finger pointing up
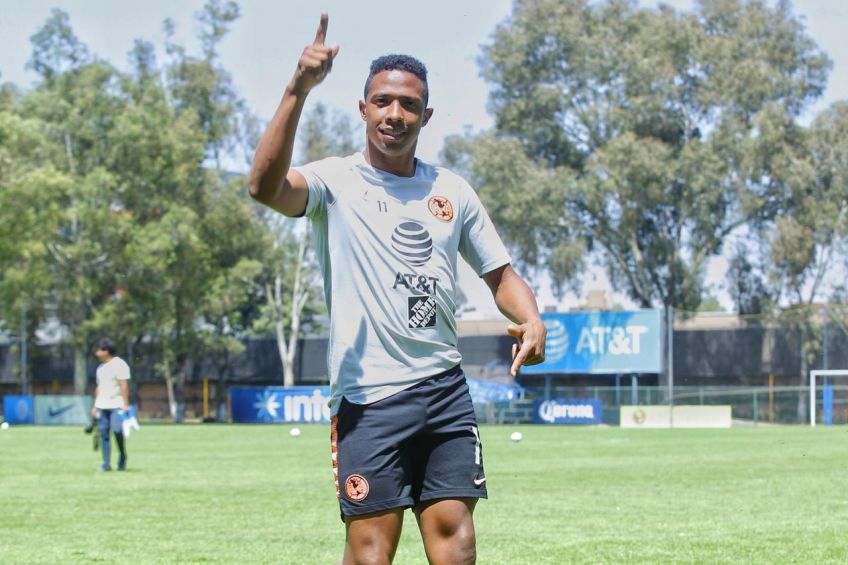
[314,12,328,45]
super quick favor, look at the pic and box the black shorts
[331,365,487,518]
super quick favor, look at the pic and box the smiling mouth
[378,129,406,140]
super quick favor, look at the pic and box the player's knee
[451,525,477,563]
[426,535,477,565]
[444,533,476,565]
[427,521,476,564]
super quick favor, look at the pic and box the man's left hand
[507,319,546,377]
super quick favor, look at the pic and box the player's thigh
[414,499,477,563]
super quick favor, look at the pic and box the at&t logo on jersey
[391,222,432,266]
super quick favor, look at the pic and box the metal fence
[473,385,848,426]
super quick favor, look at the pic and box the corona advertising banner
[522,310,662,374]
[532,398,603,425]
[230,386,331,423]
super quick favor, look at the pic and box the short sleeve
[458,182,511,276]
[293,157,345,219]
[116,358,131,380]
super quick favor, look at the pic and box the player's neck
[363,145,417,177]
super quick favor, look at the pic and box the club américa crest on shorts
[344,474,370,502]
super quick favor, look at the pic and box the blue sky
[1,0,845,313]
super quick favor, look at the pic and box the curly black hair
[364,54,429,105]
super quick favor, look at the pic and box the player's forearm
[495,283,542,326]
[488,266,542,325]
[248,85,308,204]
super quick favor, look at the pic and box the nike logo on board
[48,405,74,417]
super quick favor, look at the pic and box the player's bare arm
[248,12,340,216]
[483,264,546,376]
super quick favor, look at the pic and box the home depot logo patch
[408,295,437,328]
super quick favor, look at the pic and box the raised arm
[483,264,546,376]
[248,12,340,216]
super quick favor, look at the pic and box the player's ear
[358,100,367,120]
[422,107,433,127]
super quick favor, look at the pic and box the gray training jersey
[295,152,511,414]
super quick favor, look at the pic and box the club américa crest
[428,196,454,222]
[345,474,370,502]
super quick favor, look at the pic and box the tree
[164,0,242,169]
[751,101,848,420]
[727,242,775,316]
[22,13,134,392]
[444,0,831,312]
[198,179,268,420]
[26,8,89,82]
[0,103,68,389]
[1,4,273,418]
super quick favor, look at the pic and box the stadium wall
[1,321,846,393]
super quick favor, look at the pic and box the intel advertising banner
[3,395,34,425]
[533,399,603,425]
[522,310,662,374]
[230,386,331,424]
[33,395,92,425]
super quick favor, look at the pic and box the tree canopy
[443,0,837,311]
[0,2,289,409]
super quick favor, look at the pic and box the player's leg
[109,409,127,469]
[410,367,487,564]
[97,409,112,470]
[342,508,404,565]
[333,394,424,563]
[414,498,477,565]
[108,410,125,469]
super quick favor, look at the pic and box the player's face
[359,70,433,169]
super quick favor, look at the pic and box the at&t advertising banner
[230,386,331,423]
[533,399,603,425]
[522,310,662,374]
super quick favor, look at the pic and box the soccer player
[91,337,131,471]
[249,13,546,564]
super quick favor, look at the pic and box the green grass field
[1,424,846,564]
